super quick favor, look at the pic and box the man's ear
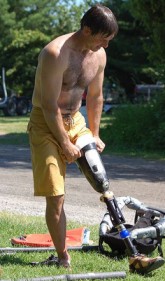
[82,26,92,36]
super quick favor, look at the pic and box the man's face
[89,33,114,52]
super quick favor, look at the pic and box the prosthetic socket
[76,135,109,193]
[76,135,138,256]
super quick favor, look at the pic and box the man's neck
[71,30,91,54]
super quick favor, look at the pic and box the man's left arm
[86,50,106,153]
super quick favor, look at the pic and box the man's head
[80,4,118,38]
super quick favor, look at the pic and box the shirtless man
[28,4,164,273]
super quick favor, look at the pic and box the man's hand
[94,136,105,153]
[61,141,81,163]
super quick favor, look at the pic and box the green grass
[0,115,30,145]
[0,212,165,280]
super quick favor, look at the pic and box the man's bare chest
[63,52,99,90]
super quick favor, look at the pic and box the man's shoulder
[97,47,106,57]
[46,33,73,50]
[95,48,106,68]
[40,33,73,60]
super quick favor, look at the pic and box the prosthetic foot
[129,255,164,274]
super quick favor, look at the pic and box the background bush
[101,91,165,153]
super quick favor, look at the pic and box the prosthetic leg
[76,135,164,274]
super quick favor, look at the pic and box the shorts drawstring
[62,114,74,130]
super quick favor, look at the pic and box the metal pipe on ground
[0,271,126,281]
[0,245,98,254]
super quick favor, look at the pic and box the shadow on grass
[0,118,29,124]
[0,254,28,266]
[0,132,29,146]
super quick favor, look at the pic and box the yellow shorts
[27,107,92,197]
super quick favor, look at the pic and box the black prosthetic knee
[100,191,138,256]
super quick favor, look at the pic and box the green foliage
[0,0,164,98]
[129,0,165,84]
[151,90,165,148]
[129,0,165,64]
[0,0,88,96]
[101,0,165,95]
[101,91,165,153]
[0,0,164,113]
[101,0,154,102]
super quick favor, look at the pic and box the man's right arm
[40,47,81,163]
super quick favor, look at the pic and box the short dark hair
[80,4,118,37]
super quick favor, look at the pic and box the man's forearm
[86,95,103,136]
[42,107,70,147]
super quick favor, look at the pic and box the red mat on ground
[11,228,85,247]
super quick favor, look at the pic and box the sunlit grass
[0,115,29,145]
[0,212,165,280]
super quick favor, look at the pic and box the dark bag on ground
[99,208,165,257]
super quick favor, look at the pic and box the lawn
[0,213,165,281]
[0,115,30,146]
